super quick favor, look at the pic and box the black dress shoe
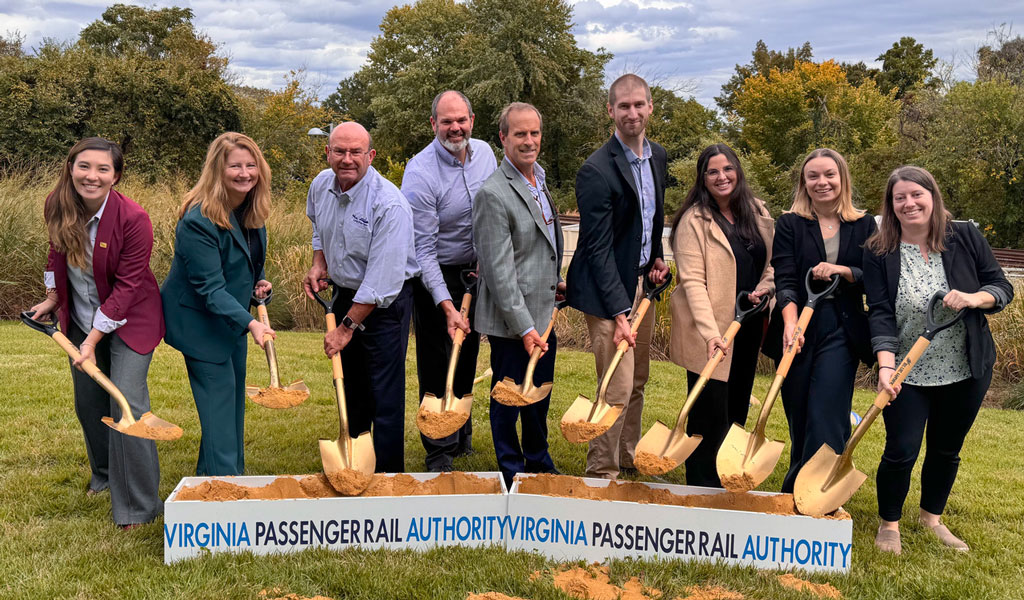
[540,466,561,475]
[428,464,454,473]
[618,467,639,477]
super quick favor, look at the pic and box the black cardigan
[862,221,1013,379]
[763,212,877,365]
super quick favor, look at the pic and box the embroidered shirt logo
[351,214,369,227]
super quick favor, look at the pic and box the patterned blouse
[895,242,971,386]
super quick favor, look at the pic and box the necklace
[825,224,835,230]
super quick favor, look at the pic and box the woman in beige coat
[669,144,774,487]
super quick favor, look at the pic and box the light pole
[307,123,335,137]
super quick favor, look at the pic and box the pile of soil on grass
[550,565,660,600]
[251,387,308,408]
[680,585,745,599]
[517,474,850,519]
[634,451,678,475]
[324,469,373,496]
[776,574,842,598]
[175,472,501,501]
[259,588,334,600]
[466,593,529,600]
[416,405,470,438]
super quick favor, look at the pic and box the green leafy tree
[646,86,721,165]
[79,4,200,61]
[733,60,899,169]
[875,36,938,99]
[839,61,880,87]
[977,29,1024,86]
[715,40,813,117]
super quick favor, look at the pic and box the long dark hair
[44,137,124,269]
[669,144,761,252]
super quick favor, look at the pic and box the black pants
[412,266,479,470]
[780,301,858,493]
[332,280,413,473]
[876,372,990,521]
[684,313,765,487]
[489,333,557,488]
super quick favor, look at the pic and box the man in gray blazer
[473,102,564,487]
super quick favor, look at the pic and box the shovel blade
[715,424,785,492]
[416,393,472,439]
[284,380,310,395]
[635,421,701,476]
[245,384,261,398]
[319,432,376,496]
[492,378,529,407]
[102,411,183,441]
[794,444,867,516]
[559,395,623,443]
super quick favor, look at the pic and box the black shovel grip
[251,288,273,307]
[21,310,58,336]
[803,270,841,310]
[311,284,341,314]
[734,291,770,323]
[460,269,479,294]
[923,291,966,340]
[643,272,673,302]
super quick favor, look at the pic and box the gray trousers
[69,324,161,525]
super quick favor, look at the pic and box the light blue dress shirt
[306,166,420,308]
[402,137,497,305]
[615,132,655,267]
[44,193,126,334]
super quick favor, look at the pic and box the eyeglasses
[329,148,368,159]
[705,165,736,178]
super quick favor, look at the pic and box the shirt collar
[331,166,375,201]
[431,137,474,167]
[88,192,110,226]
[614,131,652,162]
[504,156,545,190]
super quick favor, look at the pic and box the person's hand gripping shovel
[635,291,769,476]
[794,291,965,516]
[490,300,568,407]
[21,310,183,441]
[716,270,840,491]
[245,290,310,408]
[560,273,672,444]
[312,286,375,495]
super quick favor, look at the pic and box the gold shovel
[312,287,375,496]
[795,291,964,516]
[491,301,566,407]
[245,291,310,408]
[635,292,769,476]
[21,311,183,441]
[561,274,673,444]
[417,274,477,439]
[716,270,840,491]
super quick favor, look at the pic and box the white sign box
[506,474,853,573]
[163,472,508,564]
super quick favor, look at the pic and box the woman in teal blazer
[162,132,275,476]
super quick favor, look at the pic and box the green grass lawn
[1,320,1022,600]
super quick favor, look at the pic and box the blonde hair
[178,132,271,229]
[45,138,124,269]
[788,148,865,222]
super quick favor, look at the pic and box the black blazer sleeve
[771,213,800,311]
[573,160,634,316]
[958,223,1014,313]
[862,245,899,355]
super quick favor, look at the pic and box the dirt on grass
[175,472,501,501]
[416,405,470,438]
[776,574,842,598]
[679,585,745,599]
[517,474,850,519]
[259,588,334,600]
[251,387,308,408]
[324,469,374,496]
[551,564,660,600]
[466,593,529,600]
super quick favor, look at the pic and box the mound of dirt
[551,565,660,600]
[776,574,842,598]
[175,472,501,502]
[251,387,308,408]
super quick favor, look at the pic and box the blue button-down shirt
[507,156,557,247]
[615,132,655,267]
[402,137,497,305]
[306,166,420,307]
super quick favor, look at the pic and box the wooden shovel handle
[51,331,136,425]
[325,313,344,380]
[670,320,742,436]
[256,303,281,387]
[523,305,560,385]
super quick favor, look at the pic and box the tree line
[1,2,1021,245]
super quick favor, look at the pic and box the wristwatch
[341,315,365,331]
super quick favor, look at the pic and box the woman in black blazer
[863,166,1012,555]
[765,148,876,494]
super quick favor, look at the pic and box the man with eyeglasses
[402,91,497,472]
[473,102,564,487]
[303,121,419,473]
[565,74,670,480]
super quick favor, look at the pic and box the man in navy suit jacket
[565,74,670,479]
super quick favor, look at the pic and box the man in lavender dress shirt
[402,91,497,471]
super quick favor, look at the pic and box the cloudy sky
[3,0,1021,108]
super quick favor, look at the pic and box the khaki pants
[584,281,654,478]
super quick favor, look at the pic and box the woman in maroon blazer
[29,137,164,529]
